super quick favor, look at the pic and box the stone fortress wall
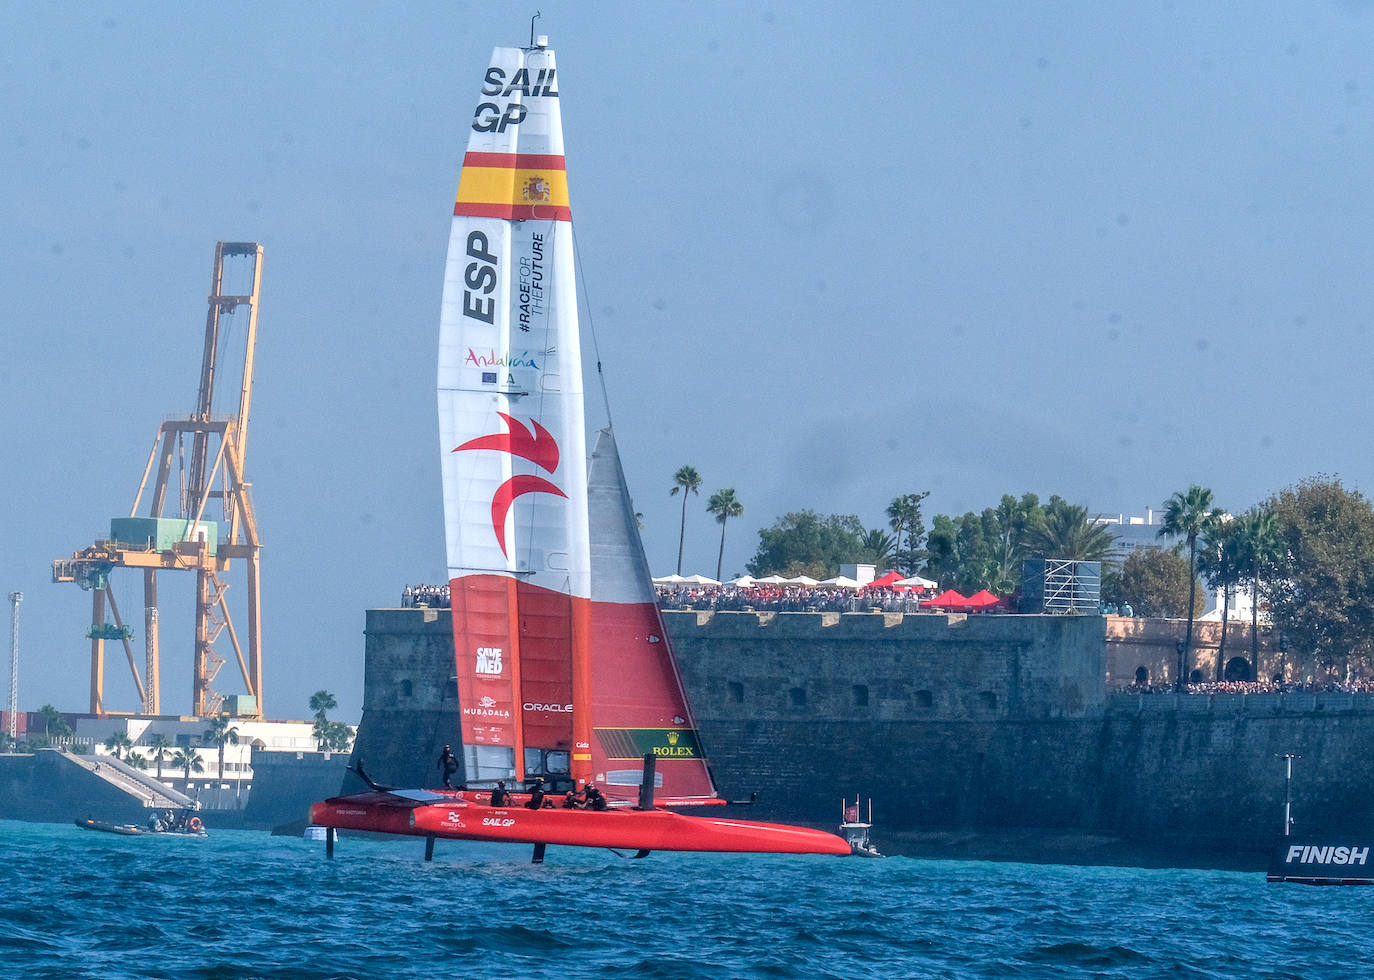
[348,607,1374,863]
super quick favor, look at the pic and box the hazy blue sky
[4,2,1374,722]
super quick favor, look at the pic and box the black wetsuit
[525,783,546,810]
[490,785,509,806]
[437,748,458,788]
[584,787,608,811]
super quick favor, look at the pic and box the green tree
[309,690,337,724]
[706,488,744,581]
[1267,477,1374,681]
[860,528,896,571]
[147,733,175,779]
[314,720,354,753]
[1198,517,1243,679]
[125,751,148,771]
[1111,547,1201,618]
[1234,505,1285,677]
[1028,498,1116,561]
[104,730,133,760]
[203,716,240,805]
[38,704,73,739]
[670,465,703,575]
[745,511,867,579]
[886,492,931,577]
[924,512,988,592]
[171,747,204,782]
[1159,485,1223,689]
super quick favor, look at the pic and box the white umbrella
[818,575,863,589]
[895,575,938,589]
[726,575,757,587]
[756,574,789,584]
[679,574,721,586]
[653,574,691,586]
[785,575,819,586]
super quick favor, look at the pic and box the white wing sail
[437,44,589,782]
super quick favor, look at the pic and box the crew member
[584,783,608,811]
[490,780,510,807]
[437,744,458,789]
[525,776,547,810]
[561,789,582,809]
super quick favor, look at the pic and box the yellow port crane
[53,242,265,718]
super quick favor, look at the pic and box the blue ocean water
[0,819,1362,979]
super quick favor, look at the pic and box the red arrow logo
[452,413,559,474]
[452,415,565,556]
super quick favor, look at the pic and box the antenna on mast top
[528,11,544,49]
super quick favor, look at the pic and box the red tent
[867,570,904,589]
[965,589,1001,611]
[919,589,970,610]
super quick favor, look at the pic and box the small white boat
[840,796,883,857]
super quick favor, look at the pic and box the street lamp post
[1176,638,1187,692]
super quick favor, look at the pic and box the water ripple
[0,821,1367,979]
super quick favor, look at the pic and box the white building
[71,714,345,808]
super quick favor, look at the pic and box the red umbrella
[919,589,970,610]
[965,589,1001,611]
[867,570,904,589]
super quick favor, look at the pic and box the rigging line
[570,219,614,431]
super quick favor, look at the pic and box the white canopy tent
[895,575,938,590]
[818,575,863,589]
[785,575,820,586]
[679,574,721,587]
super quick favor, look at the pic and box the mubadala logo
[475,646,503,675]
[463,695,511,720]
[1286,844,1370,866]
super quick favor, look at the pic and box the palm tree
[104,730,132,761]
[669,465,702,574]
[1235,506,1284,679]
[1029,500,1116,561]
[171,747,205,785]
[204,716,240,806]
[706,488,744,580]
[125,751,148,771]
[1198,517,1242,680]
[309,690,337,724]
[147,733,175,779]
[860,529,896,570]
[886,492,930,576]
[1159,485,1223,690]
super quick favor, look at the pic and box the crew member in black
[525,776,547,810]
[490,779,509,806]
[561,789,582,809]
[437,744,458,789]
[583,783,608,811]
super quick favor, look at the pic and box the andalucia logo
[595,727,702,761]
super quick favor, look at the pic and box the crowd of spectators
[401,584,450,608]
[655,585,932,614]
[1122,678,1374,696]
[400,582,938,613]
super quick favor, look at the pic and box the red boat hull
[310,792,850,856]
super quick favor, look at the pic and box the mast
[439,39,588,785]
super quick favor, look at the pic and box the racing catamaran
[310,36,848,861]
